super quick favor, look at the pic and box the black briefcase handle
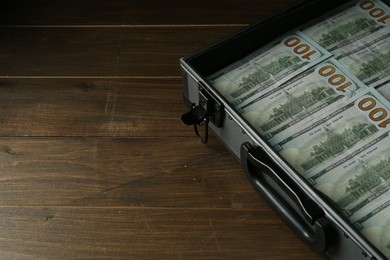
[241,142,330,253]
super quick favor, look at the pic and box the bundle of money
[206,0,390,256]
[351,196,390,257]
[239,58,367,140]
[304,0,390,87]
[208,31,331,106]
[303,0,390,52]
[333,27,390,87]
[271,89,390,175]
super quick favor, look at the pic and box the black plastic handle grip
[241,143,330,253]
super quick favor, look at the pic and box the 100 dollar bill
[207,31,331,107]
[307,131,390,219]
[239,58,367,139]
[271,89,390,176]
[352,199,390,258]
[334,26,390,87]
[303,0,390,52]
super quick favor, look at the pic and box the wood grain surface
[0,0,327,259]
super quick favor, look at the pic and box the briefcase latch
[181,87,224,144]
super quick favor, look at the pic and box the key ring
[194,117,209,144]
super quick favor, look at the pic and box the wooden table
[0,1,326,259]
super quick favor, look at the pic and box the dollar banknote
[238,58,367,140]
[302,0,390,52]
[377,81,390,101]
[352,199,390,258]
[307,131,390,218]
[333,26,390,88]
[207,31,331,107]
[271,89,390,176]
[305,127,390,259]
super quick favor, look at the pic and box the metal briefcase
[180,0,390,259]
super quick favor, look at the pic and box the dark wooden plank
[0,0,299,26]
[0,137,265,208]
[0,207,325,259]
[0,27,241,77]
[0,78,193,137]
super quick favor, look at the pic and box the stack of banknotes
[207,0,390,256]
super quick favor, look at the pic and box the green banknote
[238,58,368,140]
[303,0,390,52]
[271,89,390,176]
[207,31,331,107]
[334,26,390,87]
[377,81,390,101]
[307,131,390,218]
[352,199,390,258]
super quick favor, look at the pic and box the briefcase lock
[181,87,224,144]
